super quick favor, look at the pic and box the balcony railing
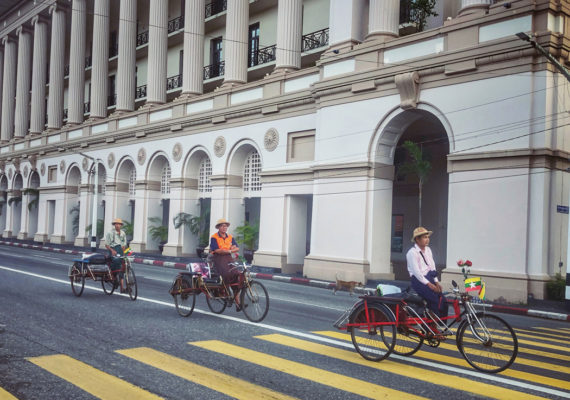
[168,15,184,34]
[108,94,117,107]
[302,28,329,52]
[137,30,149,47]
[109,43,118,58]
[63,108,68,120]
[84,102,90,114]
[203,61,224,80]
[64,64,69,77]
[205,0,227,18]
[167,74,182,90]
[135,84,147,99]
[249,45,276,67]
[85,55,92,68]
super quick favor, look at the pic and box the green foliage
[70,204,80,236]
[546,273,565,301]
[23,188,39,211]
[122,220,134,238]
[173,208,211,246]
[148,217,168,243]
[410,0,438,32]
[85,219,105,239]
[234,222,259,251]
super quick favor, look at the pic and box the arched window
[161,165,171,195]
[198,157,212,195]
[99,170,106,196]
[129,169,136,198]
[243,150,261,193]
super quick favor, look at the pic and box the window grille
[243,150,261,193]
[198,157,212,195]
[161,165,171,195]
[99,170,106,195]
[129,169,136,198]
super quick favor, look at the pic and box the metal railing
[301,28,329,52]
[84,102,90,114]
[136,30,149,47]
[167,74,182,90]
[85,55,92,68]
[249,45,276,67]
[203,61,225,80]
[135,84,147,100]
[63,108,68,120]
[109,43,118,58]
[205,0,227,18]
[107,94,116,107]
[168,15,184,34]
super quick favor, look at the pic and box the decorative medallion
[137,148,146,165]
[29,155,37,170]
[264,128,279,152]
[107,152,115,169]
[7,169,12,180]
[59,159,66,174]
[214,136,226,158]
[82,157,89,171]
[172,142,182,162]
[40,163,46,176]
[13,158,20,171]
[23,165,29,178]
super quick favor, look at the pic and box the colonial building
[0,0,568,302]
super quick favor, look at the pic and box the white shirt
[406,244,437,285]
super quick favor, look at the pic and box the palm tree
[397,140,431,226]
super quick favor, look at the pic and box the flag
[465,277,482,292]
[124,247,133,256]
[478,282,486,300]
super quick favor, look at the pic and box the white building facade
[0,0,568,302]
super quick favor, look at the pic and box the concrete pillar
[223,0,248,86]
[128,182,151,253]
[29,16,49,135]
[33,194,49,243]
[275,0,302,72]
[367,0,399,42]
[116,0,137,112]
[0,50,4,135]
[73,185,91,246]
[146,0,168,105]
[14,26,33,138]
[459,0,492,16]
[328,0,367,51]
[49,196,66,243]
[162,179,185,256]
[1,37,17,142]
[17,190,31,239]
[3,190,16,237]
[67,0,87,124]
[47,3,66,130]
[90,0,110,118]
[255,192,287,271]
[180,0,205,97]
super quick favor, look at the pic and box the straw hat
[111,218,123,226]
[215,218,230,229]
[411,226,432,242]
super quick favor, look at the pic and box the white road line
[0,264,568,399]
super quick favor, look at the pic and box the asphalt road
[0,246,569,400]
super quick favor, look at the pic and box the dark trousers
[411,270,448,318]
[108,245,124,278]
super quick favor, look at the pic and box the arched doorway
[0,175,7,234]
[26,171,40,239]
[146,154,171,251]
[11,173,23,237]
[66,165,82,242]
[115,157,137,241]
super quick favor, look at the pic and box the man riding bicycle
[105,218,127,293]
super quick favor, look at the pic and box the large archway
[146,154,171,251]
[65,165,82,242]
[115,157,137,241]
[11,173,23,237]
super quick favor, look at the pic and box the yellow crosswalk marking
[532,327,570,337]
[507,329,570,346]
[117,347,297,400]
[27,354,163,400]
[0,387,18,400]
[315,331,570,391]
[256,334,549,400]
[190,340,428,400]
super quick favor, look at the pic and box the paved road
[0,246,569,399]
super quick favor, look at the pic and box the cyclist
[210,218,242,311]
[105,218,127,293]
[406,226,448,318]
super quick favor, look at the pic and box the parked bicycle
[334,280,518,373]
[68,252,138,301]
[169,257,269,322]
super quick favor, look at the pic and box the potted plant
[122,220,134,242]
[173,209,210,255]
[148,217,168,253]
[85,218,105,240]
[234,222,259,263]
[397,140,431,226]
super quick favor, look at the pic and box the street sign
[557,205,569,214]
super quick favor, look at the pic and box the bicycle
[169,257,269,323]
[334,280,518,373]
[68,252,138,301]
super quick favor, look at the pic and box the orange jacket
[210,232,237,251]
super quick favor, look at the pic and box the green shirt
[105,229,126,248]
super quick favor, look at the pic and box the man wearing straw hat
[406,227,447,318]
[210,218,242,310]
[105,218,127,292]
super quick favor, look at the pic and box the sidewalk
[1,239,569,322]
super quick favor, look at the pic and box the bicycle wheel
[240,280,269,323]
[350,304,395,362]
[393,325,424,356]
[457,313,518,373]
[206,287,227,314]
[69,262,85,297]
[101,270,115,295]
[173,277,196,317]
[125,262,138,301]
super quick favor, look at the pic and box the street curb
[1,240,569,322]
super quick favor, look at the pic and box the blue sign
[557,205,569,214]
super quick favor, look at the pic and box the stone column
[14,26,33,138]
[180,0,205,97]
[367,0,399,42]
[223,0,248,86]
[73,185,91,246]
[90,0,110,119]
[328,0,367,51]
[67,0,87,125]
[47,3,66,130]
[275,0,302,72]
[146,0,168,105]
[29,16,49,135]
[0,50,4,136]
[116,0,137,112]
[33,194,48,243]
[162,179,185,256]
[1,37,17,143]
[459,0,492,16]
[128,181,151,253]
[17,189,31,239]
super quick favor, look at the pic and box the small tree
[173,211,210,246]
[85,219,105,239]
[410,0,438,32]
[148,217,168,243]
[234,222,259,251]
[122,220,134,241]
[397,140,431,226]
